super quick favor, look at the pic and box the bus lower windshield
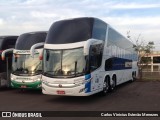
[43,47,86,78]
[12,54,42,75]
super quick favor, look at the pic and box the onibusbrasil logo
[1,112,42,118]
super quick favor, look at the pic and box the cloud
[103,16,160,27]
[23,0,47,5]
[31,11,58,18]
[101,16,160,46]
[0,18,4,25]
[0,0,160,50]
[111,3,160,9]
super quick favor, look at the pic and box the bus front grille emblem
[59,84,62,88]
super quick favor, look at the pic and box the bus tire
[110,75,116,91]
[100,76,110,96]
[132,71,136,82]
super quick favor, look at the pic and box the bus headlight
[37,84,42,88]
[42,80,49,85]
[11,77,14,80]
[74,78,91,85]
[79,88,86,93]
[10,75,13,80]
[37,76,41,81]
[74,79,85,85]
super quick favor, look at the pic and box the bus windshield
[43,47,86,78]
[12,54,42,75]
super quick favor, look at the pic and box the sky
[0,0,160,50]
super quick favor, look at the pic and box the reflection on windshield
[43,48,86,78]
[12,54,42,75]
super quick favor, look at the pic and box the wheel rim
[112,77,116,89]
[132,73,135,80]
[103,80,109,93]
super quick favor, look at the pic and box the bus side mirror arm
[1,48,14,60]
[84,39,93,56]
[84,39,102,55]
[30,42,44,58]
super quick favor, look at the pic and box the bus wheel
[110,75,116,91]
[132,72,136,81]
[100,77,110,96]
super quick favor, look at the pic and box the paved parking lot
[0,81,160,120]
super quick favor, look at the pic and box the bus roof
[0,36,18,50]
[46,17,107,44]
[15,31,47,50]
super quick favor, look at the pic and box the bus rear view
[42,17,138,96]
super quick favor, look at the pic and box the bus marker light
[58,84,62,88]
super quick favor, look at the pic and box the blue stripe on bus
[85,74,91,93]
[85,74,91,80]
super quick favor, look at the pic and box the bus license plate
[57,90,65,95]
[21,85,27,88]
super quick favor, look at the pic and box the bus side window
[105,58,113,71]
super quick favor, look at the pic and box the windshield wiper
[74,61,77,76]
[33,62,41,71]
[43,71,56,77]
[16,68,24,71]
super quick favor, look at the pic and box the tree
[127,31,154,79]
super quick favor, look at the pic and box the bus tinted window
[90,44,103,72]
[46,18,93,44]
[92,19,107,41]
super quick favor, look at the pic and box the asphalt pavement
[0,81,160,120]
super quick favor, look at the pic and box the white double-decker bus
[36,17,138,96]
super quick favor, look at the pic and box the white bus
[33,17,138,96]
[2,32,47,89]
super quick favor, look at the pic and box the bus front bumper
[42,83,97,96]
[11,80,41,89]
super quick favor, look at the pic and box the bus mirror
[84,40,92,55]
[46,51,49,61]
[30,42,44,58]
[85,55,90,74]
[1,48,14,61]
[46,55,49,61]
[15,57,17,62]
[74,61,77,75]
[84,39,101,56]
